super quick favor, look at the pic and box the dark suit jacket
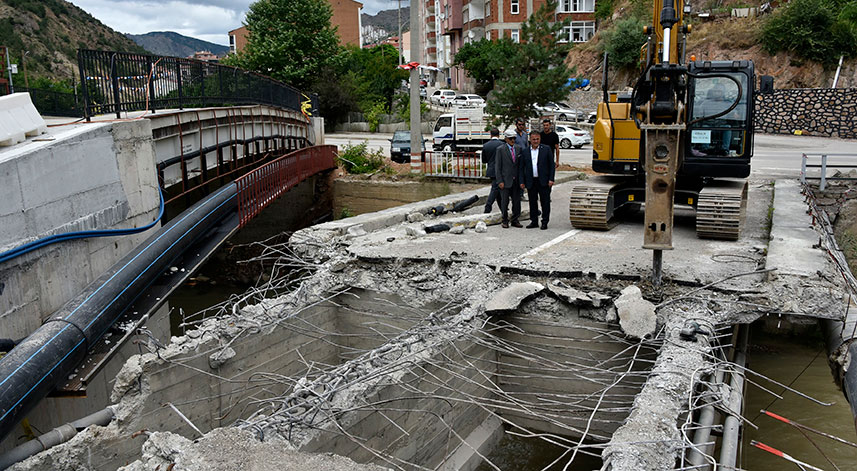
[481,138,504,179]
[520,144,556,188]
[495,142,523,188]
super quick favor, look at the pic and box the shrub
[336,142,387,174]
[761,0,857,65]
[603,17,647,70]
[364,101,387,132]
[595,0,614,21]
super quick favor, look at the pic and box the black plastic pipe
[0,183,238,440]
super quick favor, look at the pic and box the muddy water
[744,329,857,471]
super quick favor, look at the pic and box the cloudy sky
[68,0,399,46]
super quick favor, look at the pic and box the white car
[537,102,585,121]
[450,94,485,107]
[430,89,457,106]
[556,125,592,148]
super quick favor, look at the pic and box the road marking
[519,229,580,259]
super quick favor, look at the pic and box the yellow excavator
[569,0,772,282]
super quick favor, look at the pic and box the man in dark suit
[495,129,524,228]
[519,131,556,230]
[481,128,503,213]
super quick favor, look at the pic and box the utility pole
[398,0,403,65]
[23,51,29,89]
[3,47,13,94]
[409,0,422,173]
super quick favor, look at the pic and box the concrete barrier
[0,93,46,147]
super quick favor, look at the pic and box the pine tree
[485,0,574,126]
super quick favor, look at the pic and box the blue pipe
[0,187,165,265]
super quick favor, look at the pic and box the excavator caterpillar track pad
[696,180,748,240]
[569,177,624,230]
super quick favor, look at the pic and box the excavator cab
[683,61,756,179]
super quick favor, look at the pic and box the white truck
[432,106,491,151]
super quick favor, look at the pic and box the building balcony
[426,0,435,11]
[426,15,436,23]
[426,47,437,54]
[427,32,436,40]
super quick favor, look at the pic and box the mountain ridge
[127,31,229,58]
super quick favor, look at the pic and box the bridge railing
[235,145,337,228]
[422,151,487,179]
[77,49,317,120]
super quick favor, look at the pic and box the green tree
[452,38,518,95]
[602,16,646,70]
[224,0,341,90]
[761,0,857,65]
[341,44,408,112]
[485,0,573,126]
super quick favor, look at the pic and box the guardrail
[235,145,337,228]
[800,153,857,190]
[77,49,317,120]
[17,87,81,117]
[422,150,487,179]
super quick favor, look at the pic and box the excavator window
[688,74,749,158]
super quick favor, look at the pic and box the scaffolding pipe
[0,407,114,470]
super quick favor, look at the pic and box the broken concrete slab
[449,225,466,235]
[475,221,487,233]
[484,282,545,313]
[406,212,425,223]
[614,285,657,339]
[117,428,390,471]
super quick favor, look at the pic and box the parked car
[537,102,585,121]
[450,94,485,107]
[555,125,592,148]
[587,111,597,123]
[419,87,427,99]
[390,131,427,163]
[430,89,457,106]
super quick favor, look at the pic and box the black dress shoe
[502,222,509,228]
[511,221,523,228]
[540,223,548,230]
[526,222,539,229]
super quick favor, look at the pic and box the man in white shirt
[519,132,555,230]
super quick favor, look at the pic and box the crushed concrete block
[449,225,466,234]
[485,282,545,313]
[614,285,656,339]
[587,291,612,308]
[475,221,488,233]
[407,212,426,223]
[209,347,236,369]
[405,226,425,237]
[346,225,368,239]
[547,281,592,304]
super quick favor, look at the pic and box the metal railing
[235,145,337,228]
[77,49,315,119]
[800,153,857,190]
[422,150,487,179]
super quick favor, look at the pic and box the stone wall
[755,88,857,138]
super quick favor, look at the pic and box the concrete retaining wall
[755,88,857,138]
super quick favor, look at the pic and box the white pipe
[833,55,844,88]
[662,28,672,63]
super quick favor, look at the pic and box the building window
[510,0,519,14]
[486,29,492,39]
[510,29,520,42]
[558,26,570,42]
[568,21,595,42]
[485,0,491,18]
[559,0,594,12]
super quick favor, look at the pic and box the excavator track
[695,180,748,240]
[569,177,623,230]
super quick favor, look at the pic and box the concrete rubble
[10,177,856,471]
[614,285,657,339]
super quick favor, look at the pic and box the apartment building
[424,0,596,90]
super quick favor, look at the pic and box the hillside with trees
[127,31,228,58]
[0,0,148,82]
[567,0,857,90]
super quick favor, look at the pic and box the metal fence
[235,145,337,228]
[422,151,487,179]
[800,153,857,190]
[77,49,314,119]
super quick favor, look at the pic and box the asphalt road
[326,131,857,178]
